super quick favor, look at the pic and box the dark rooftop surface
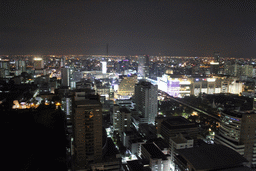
[75,99,101,106]
[218,166,252,171]
[205,94,253,111]
[176,144,248,170]
[146,138,168,150]
[120,107,130,113]
[142,143,168,160]
[222,109,256,118]
[165,116,192,124]
[161,116,197,129]
[127,160,144,171]
[137,80,153,87]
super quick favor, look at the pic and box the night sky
[1,0,256,58]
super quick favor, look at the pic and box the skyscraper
[33,57,44,69]
[138,55,149,79]
[0,58,9,70]
[101,61,107,74]
[73,93,102,170]
[214,52,220,62]
[135,80,158,124]
[60,57,66,67]
[61,68,70,87]
[15,60,26,72]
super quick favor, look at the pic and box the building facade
[141,143,171,171]
[135,80,158,124]
[61,68,70,87]
[138,55,149,79]
[215,110,256,167]
[112,104,131,134]
[73,95,102,170]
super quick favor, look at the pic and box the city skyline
[2,47,256,170]
[1,0,256,58]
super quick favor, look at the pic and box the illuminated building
[115,99,134,109]
[157,75,192,97]
[33,57,44,69]
[215,110,256,168]
[138,55,149,79]
[224,63,253,77]
[101,61,107,74]
[15,60,26,72]
[73,94,102,169]
[116,75,137,99]
[95,85,110,100]
[0,58,9,70]
[156,74,243,97]
[210,61,220,75]
[112,104,131,134]
[135,80,158,124]
[61,97,72,121]
[61,57,66,67]
[141,143,171,171]
[241,64,253,77]
[61,68,70,87]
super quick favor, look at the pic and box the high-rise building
[112,104,131,134]
[0,58,9,70]
[224,63,253,77]
[73,94,102,170]
[33,57,44,69]
[61,57,66,67]
[61,68,70,87]
[15,60,26,72]
[210,61,220,75]
[135,80,158,124]
[241,64,253,77]
[101,61,107,74]
[138,55,149,79]
[215,110,256,167]
[214,52,220,62]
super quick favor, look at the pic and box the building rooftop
[170,133,193,144]
[172,137,187,144]
[142,143,168,160]
[146,138,168,150]
[176,144,248,170]
[127,160,144,171]
[120,107,130,113]
[137,80,153,87]
[222,109,256,119]
[161,116,197,130]
[219,166,252,171]
[75,100,101,107]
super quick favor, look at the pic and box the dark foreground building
[175,144,250,171]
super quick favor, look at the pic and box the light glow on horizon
[34,57,43,61]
